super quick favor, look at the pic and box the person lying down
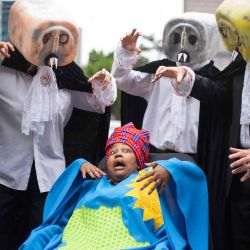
[20,122,208,250]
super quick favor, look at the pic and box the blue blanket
[20,158,208,250]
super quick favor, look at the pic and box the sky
[57,0,184,65]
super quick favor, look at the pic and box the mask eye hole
[59,34,69,44]
[170,32,181,44]
[43,32,52,44]
[188,35,197,45]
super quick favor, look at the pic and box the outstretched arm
[111,29,152,100]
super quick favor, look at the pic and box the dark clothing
[0,165,47,250]
[191,55,250,250]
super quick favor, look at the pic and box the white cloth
[240,62,250,148]
[0,61,116,192]
[180,58,250,149]
[21,66,59,136]
[112,46,199,153]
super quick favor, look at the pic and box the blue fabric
[19,158,208,250]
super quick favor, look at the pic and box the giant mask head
[162,12,222,65]
[216,0,250,62]
[8,0,79,67]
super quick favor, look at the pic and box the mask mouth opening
[44,53,59,68]
[177,50,190,63]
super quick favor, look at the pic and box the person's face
[107,143,138,184]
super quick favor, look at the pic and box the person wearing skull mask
[112,13,222,159]
[151,1,250,249]
[0,1,117,248]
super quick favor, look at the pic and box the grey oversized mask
[162,12,222,65]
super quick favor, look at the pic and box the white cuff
[114,44,137,70]
[171,67,195,96]
[92,73,117,107]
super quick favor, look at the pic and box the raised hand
[151,66,187,84]
[229,147,250,182]
[88,68,112,90]
[136,162,170,195]
[0,41,15,59]
[80,162,106,179]
[121,28,142,53]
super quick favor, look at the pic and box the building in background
[184,0,223,13]
[0,0,14,41]
[184,0,231,69]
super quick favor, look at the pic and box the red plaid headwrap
[106,122,150,169]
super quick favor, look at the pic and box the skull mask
[162,12,222,66]
[216,0,250,62]
[8,0,79,67]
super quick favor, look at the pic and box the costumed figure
[149,1,250,249]
[4,0,112,165]
[112,13,222,159]
[20,123,208,250]
[0,0,117,249]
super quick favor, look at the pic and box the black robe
[2,49,110,165]
[191,55,247,250]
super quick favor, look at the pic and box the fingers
[140,177,155,192]
[0,41,14,58]
[121,28,142,52]
[101,69,111,90]
[80,162,106,179]
[240,169,250,182]
[151,66,170,83]
[136,171,154,182]
[231,164,248,175]
[144,162,157,168]
[229,147,242,154]
[230,157,247,169]
[88,69,112,90]
[138,166,170,195]
[229,150,246,161]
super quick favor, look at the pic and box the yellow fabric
[216,0,250,61]
[126,169,164,231]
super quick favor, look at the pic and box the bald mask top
[162,12,222,66]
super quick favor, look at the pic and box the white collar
[21,66,59,136]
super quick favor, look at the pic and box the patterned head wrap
[106,122,150,169]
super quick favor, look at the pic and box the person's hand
[0,41,15,59]
[229,147,250,182]
[80,162,106,179]
[136,162,170,195]
[151,66,187,84]
[88,68,112,90]
[121,28,142,53]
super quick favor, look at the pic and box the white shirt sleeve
[111,45,153,101]
[71,75,117,114]
[171,66,195,96]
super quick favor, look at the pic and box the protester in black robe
[152,50,249,250]
[116,13,223,160]
[2,48,110,165]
